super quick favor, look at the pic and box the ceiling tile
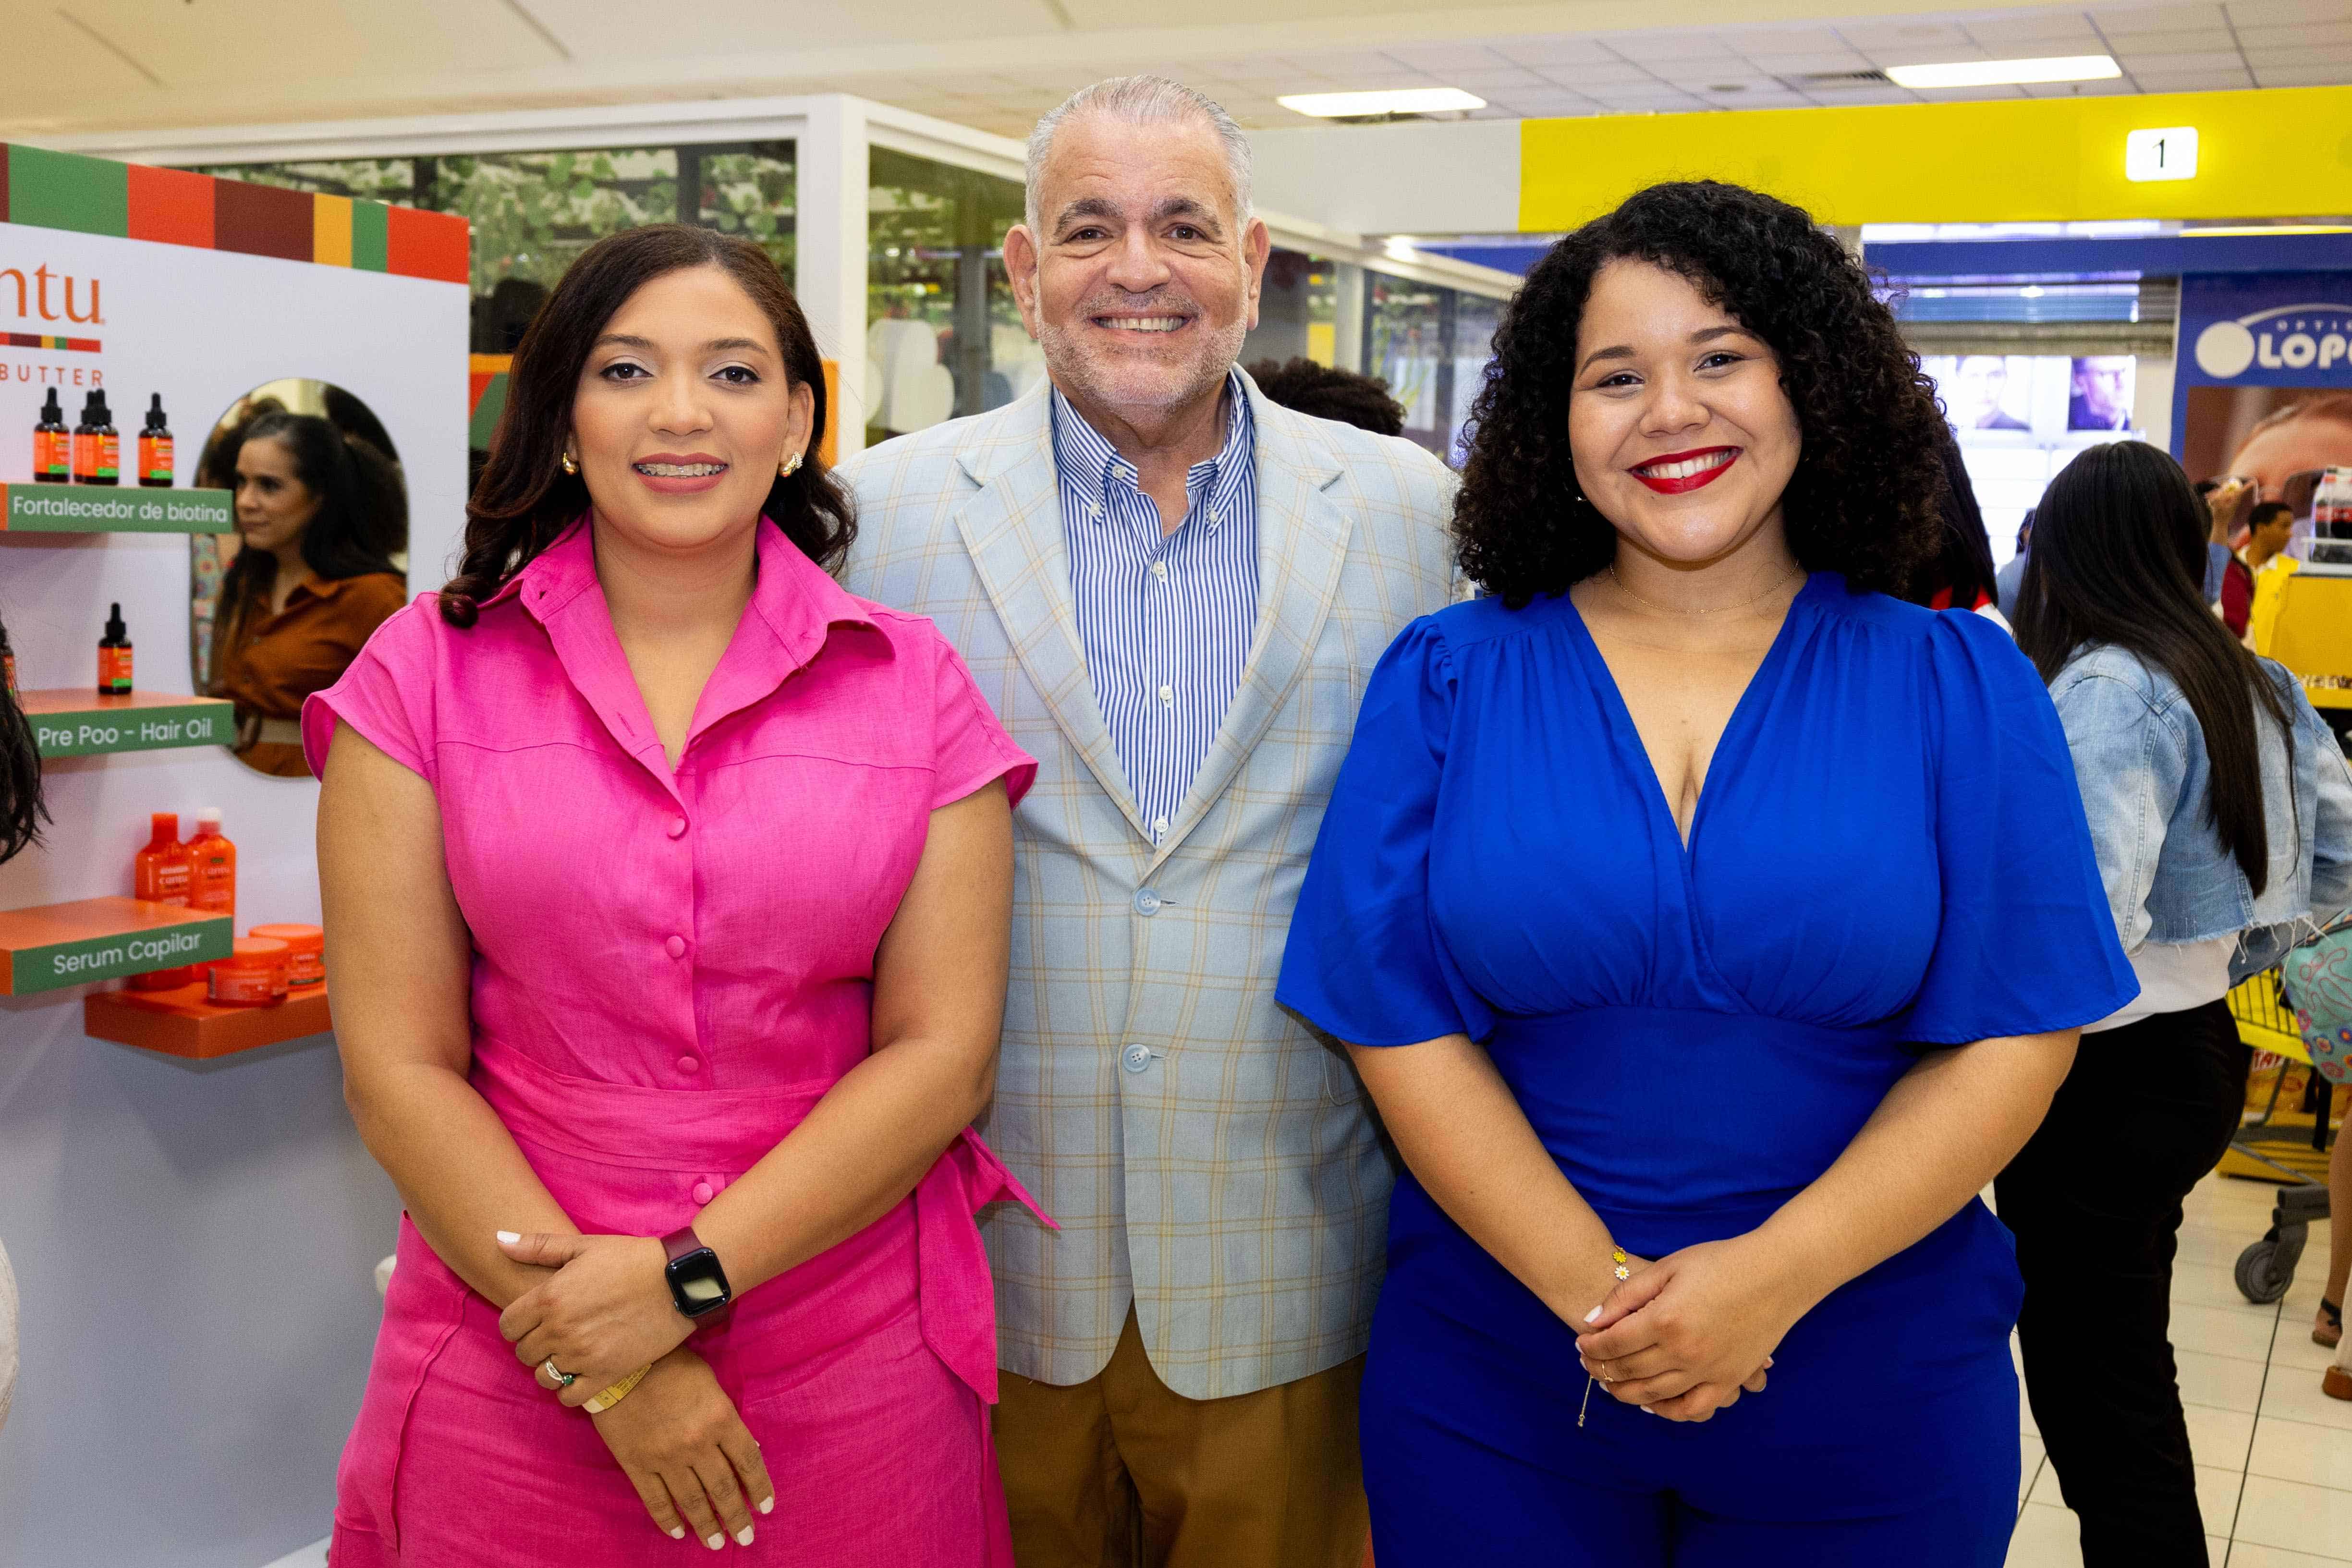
[1858,44,1992,66]
[1538,61,1663,87]
[2241,41,2352,62]
[1442,67,1558,92]
[2116,48,2258,69]
[1831,20,1978,50]
[1499,89,1603,113]
[1962,12,2111,41]
[2251,59,2352,79]
[1482,34,1626,67]
[1740,49,1878,73]
[2225,0,2352,20]
[2018,76,2140,94]
[2090,24,2237,49]
[1279,50,1414,78]
[2235,19,2352,43]
[2128,64,2259,85]
[1377,41,1511,72]
[1721,24,1855,53]
[2090,3,2230,28]
[1602,32,1742,62]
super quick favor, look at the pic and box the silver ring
[542,1356,576,1388]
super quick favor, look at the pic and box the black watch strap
[661,1224,733,1324]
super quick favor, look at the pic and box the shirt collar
[1050,369,1254,531]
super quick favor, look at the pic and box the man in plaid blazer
[838,76,1458,1568]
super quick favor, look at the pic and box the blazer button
[1132,888,1162,917]
[1121,1043,1153,1073]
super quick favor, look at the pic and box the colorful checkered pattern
[839,373,1461,1399]
[0,143,466,284]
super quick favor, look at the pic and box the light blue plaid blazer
[837,372,1459,1398]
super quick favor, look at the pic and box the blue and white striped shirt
[1051,374,1259,845]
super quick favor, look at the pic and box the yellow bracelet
[1610,1245,1631,1282]
[583,1363,652,1414]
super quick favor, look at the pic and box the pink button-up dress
[304,518,1043,1566]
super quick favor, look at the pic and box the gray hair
[1024,76,1254,237]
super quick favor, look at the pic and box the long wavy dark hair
[440,225,853,627]
[213,410,405,681]
[2015,440,2295,892]
[0,615,47,862]
[1454,180,1949,606]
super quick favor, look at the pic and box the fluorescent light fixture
[1884,55,2120,89]
[1278,87,1487,119]
[2183,224,2352,237]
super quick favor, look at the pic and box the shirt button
[1133,888,1162,916]
[1121,1043,1152,1073]
[668,816,687,839]
[691,1181,714,1205]
[1158,684,1174,705]
[677,1055,701,1074]
[1152,815,1169,836]
[1151,560,1169,581]
[665,935,687,959]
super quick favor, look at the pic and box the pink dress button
[668,817,687,839]
[665,935,686,959]
[691,1181,714,1205]
[677,1055,700,1074]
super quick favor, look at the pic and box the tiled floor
[2003,1169,2351,1567]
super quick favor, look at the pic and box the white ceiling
[2,0,2348,141]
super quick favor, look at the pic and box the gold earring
[560,451,578,476]
[780,453,803,477]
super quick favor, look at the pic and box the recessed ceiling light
[1884,54,2120,89]
[1277,88,1487,119]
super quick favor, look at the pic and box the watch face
[668,1249,730,1316]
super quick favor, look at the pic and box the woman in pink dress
[306,224,1044,1564]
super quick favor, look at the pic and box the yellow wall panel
[1520,86,2352,231]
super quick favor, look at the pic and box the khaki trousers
[993,1309,1369,1568]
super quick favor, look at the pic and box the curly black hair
[1454,181,1948,606]
[1246,357,1407,437]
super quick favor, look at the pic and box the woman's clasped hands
[1575,1235,1800,1423]
[495,1229,776,1550]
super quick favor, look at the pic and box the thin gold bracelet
[1579,1246,1633,1428]
[583,1362,653,1414]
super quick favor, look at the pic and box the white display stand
[0,146,466,1568]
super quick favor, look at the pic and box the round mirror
[188,381,408,778]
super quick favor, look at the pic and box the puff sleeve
[1900,612,2138,1045]
[1277,617,1494,1047]
[301,596,437,784]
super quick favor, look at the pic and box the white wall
[0,225,466,1568]
[1246,119,1521,239]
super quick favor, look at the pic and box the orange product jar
[208,937,290,1007]
[248,924,324,986]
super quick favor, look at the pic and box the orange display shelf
[84,977,332,1060]
[0,896,232,995]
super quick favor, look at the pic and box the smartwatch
[660,1225,733,1325]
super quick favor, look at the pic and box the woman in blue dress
[1275,180,2137,1566]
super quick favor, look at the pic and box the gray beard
[1037,316,1247,420]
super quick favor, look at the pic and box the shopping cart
[2228,966,2338,1303]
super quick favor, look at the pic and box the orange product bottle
[187,806,237,920]
[130,812,196,990]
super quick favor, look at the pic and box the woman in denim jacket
[2004,439,2352,1567]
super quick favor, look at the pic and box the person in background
[1278,179,2131,1566]
[2228,393,2352,524]
[1911,427,2001,619]
[2238,500,2301,654]
[310,224,1042,1563]
[2007,440,2352,1566]
[1247,356,1408,436]
[0,612,42,1436]
[1949,354,2029,431]
[208,412,408,776]
[1996,512,2033,622]
[838,76,1459,1568]
[2195,476,2253,604]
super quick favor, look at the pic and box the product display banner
[31,699,233,757]
[4,912,231,995]
[2172,271,2352,467]
[0,482,231,532]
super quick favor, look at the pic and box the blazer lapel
[1153,387,1352,867]
[951,396,1152,842]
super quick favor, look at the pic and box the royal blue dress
[1276,575,2136,1567]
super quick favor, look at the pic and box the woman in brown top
[209,410,407,776]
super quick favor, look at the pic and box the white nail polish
[669,1527,685,1540]
[736,1528,755,1545]
[758,1497,774,1515]
[1583,1305,1602,1323]
[706,1533,724,1550]
[496,1230,521,1244]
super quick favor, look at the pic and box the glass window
[865,147,1035,444]
[695,142,797,282]
[1242,247,1339,372]
[1364,272,1502,465]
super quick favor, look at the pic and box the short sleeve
[926,632,1036,811]
[300,597,439,784]
[1276,618,1495,1047]
[1901,613,2138,1044]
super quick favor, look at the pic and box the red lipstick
[1630,446,1739,495]
[631,451,729,496]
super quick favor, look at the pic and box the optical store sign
[2183,274,2352,387]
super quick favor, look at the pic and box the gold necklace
[1606,560,1804,618]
